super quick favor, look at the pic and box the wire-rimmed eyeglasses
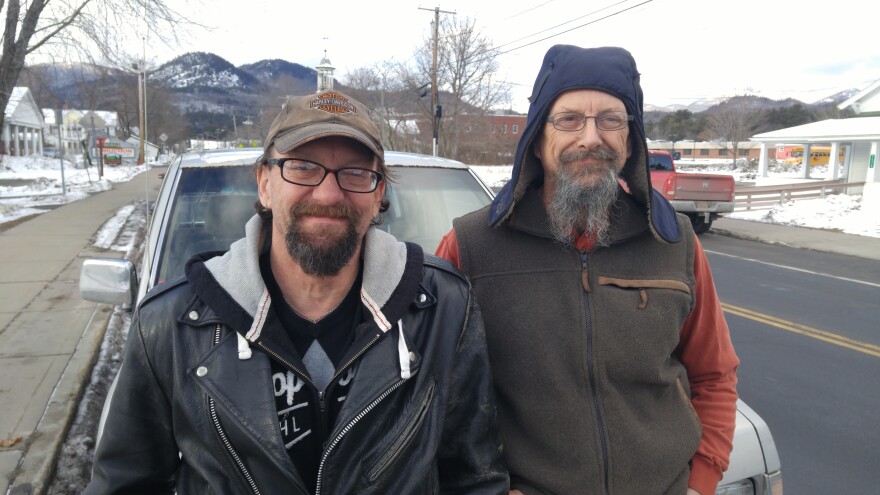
[265,158,383,193]
[545,111,633,132]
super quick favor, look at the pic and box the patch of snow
[0,155,148,227]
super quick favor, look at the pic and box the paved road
[701,232,880,495]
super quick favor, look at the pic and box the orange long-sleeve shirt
[436,229,739,495]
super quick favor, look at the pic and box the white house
[42,108,119,158]
[2,87,45,157]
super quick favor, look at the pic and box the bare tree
[706,98,765,165]
[435,17,510,159]
[356,16,510,161]
[345,62,425,153]
[0,0,192,132]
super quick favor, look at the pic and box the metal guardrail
[734,180,865,211]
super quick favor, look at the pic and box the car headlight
[716,479,753,495]
[715,471,783,495]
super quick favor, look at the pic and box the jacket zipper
[209,324,262,495]
[366,380,436,482]
[314,379,406,495]
[581,252,610,495]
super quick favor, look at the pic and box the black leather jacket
[86,221,508,494]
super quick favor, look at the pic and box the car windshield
[152,164,492,287]
[648,153,674,170]
[155,166,258,285]
[377,166,492,253]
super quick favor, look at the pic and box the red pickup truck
[648,150,735,234]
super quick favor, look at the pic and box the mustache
[559,148,619,165]
[289,201,357,220]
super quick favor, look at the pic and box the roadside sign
[159,133,168,142]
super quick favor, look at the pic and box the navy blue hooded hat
[489,44,680,243]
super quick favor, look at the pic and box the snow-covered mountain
[148,52,259,91]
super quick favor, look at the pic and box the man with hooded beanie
[436,45,740,495]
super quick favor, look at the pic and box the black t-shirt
[258,254,362,492]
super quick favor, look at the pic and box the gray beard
[547,150,621,248]
[284,202,362,277]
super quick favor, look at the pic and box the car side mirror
[80,258,139,310]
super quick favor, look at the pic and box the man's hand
[686,489,704,495]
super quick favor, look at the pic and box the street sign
[95,137,107,148]
[79,112,106,130]
[159,133,168,142]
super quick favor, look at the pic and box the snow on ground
[0,155,147,227]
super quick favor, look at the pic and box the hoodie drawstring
[397,320,412,380]
[237,332,252,360]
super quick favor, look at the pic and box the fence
[734,180,864,211]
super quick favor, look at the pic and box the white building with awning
[750,79,880,208]
[2,87,45,157]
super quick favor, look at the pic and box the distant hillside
[149,52,259,92]
[239,59,317,84]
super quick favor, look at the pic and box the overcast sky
[151,0,879,112]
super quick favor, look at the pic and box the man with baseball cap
[86,90,508,494]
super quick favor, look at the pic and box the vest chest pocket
[597,276,691,310]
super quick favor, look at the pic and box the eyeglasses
[545,111,633,132]
[265,158,383,193]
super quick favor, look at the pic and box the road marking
[722,303,880,358]
[705,249,880,289]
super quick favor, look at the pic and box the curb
[7,304,114,495]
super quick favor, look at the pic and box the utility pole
[419,6,455,157]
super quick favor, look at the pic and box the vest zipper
[314,379,406,495]
[209,324,261,495]
[580,252,610,495]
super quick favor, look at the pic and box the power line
[496,0,654,56]
[494,0,637,51]
[503,0,556,21]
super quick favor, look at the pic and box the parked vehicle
[649,150,736,234]
[80,148,781,495]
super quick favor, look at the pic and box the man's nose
[574,119,604,148]
[310,171,346,203]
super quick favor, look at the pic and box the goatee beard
[547,148,621,248]
[284,201,362,277]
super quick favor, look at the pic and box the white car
[80,148,781,495]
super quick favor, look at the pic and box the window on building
[719,149,728,155]
[683,149,692,155]
[738,149,748,156]
[512,125,519,134]
[502,124,507,134]
[699,149,709,156]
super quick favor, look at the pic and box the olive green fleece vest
[454,189,701,495]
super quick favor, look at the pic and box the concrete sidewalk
[712,217,880,261]
[0,175,877,494]
[0,168,162,495]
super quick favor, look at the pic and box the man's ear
[257,163,271,209]
[532,135,544,161]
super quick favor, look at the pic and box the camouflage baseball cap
[263,90,384,161]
